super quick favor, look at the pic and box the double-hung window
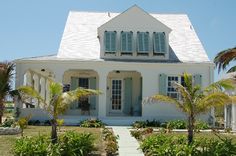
[137,32,149,53]
[153,32,166,54]
[104,31,117,53]
[121,31,133,53]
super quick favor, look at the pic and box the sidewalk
[112,126,144,156]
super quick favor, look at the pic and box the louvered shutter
[159,74,167,95]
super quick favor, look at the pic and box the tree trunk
[51,119,58,144]
[187,115,195,144]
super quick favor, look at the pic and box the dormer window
[121,31,133,54]
[137,32,149,54]
[153,32,166,54]
[104,31,117,53]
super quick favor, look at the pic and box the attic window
[153,32,166,54]
[137,32,149,54]
[104,31,117,53]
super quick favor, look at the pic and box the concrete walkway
[112,126,144,156]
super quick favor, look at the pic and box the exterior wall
[15,60,213,122]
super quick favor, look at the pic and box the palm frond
[214,47,236,73]
[196,92,231,114]
[0,62,14,98]
[17,86,45,104]
[227,66,236,73]
[205,78,235,92]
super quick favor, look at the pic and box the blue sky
[0,0,235,80]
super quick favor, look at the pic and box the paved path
[112,126,144,156]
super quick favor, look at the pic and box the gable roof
[98,5,171,33]
[56,8,210,63]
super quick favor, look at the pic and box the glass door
[111,79,122,112]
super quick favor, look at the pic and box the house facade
[14,6,214,125]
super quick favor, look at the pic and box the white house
[14,5,214,125]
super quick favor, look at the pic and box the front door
[111,79,123,113]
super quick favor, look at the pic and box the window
[167,76,192,99]
[167,76,179,99]
[137,32,149,53]
[121,31,133,53]
[79,78,89,108]
[153,32,166,54]
[104,31,116,52]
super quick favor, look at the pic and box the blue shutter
[138,32,143,52]
[144,32,149,52]
[121,32,126,52]
[159,74,167,95]
[110,31,116,52]
[124,78,132,115]
[194,74,202,87]
[127,32,133,52]
[154,33,160,52]
[89,77,96,110]
[160,32,166,53]
[104,31,110,51]
[70,77,78,109]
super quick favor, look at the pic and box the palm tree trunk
[187,115,195,144]
[51,119,58,144]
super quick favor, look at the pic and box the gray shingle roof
[57,10,210,63]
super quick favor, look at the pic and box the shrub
[131,121,147,128]
[60,131,95,156]
[140,134,236,156]
[80,119,105,128]
[195,120,209,130]
[28,120,41,126]
[14,135,50,155]
[17,117,28,136]
[1,117,15,127]
[167,120,187,129]
[13,131,95,156]
[102,128,118,155]
[130,128,153,140]
[146,120,161,127]
[56,119,64,131]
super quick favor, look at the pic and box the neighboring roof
[57,6,210,63]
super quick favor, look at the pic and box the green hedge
[14,131,95,156]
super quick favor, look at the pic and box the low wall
[0,127,21,135]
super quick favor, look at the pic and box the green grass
[0,126,105,156]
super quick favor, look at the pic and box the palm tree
[214,47,236,73]
[146,73,234,144]
[17,81,100,143]
[0,62,14,124]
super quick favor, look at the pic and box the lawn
[0,126,105,156]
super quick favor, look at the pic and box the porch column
[224,105,229,128]
[97,70,109,117]
[40,77,46,101]
[232,104,236,131]
[140,71,157,117]
[33,74,40,108]
[54,70,64,83]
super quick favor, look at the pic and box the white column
[232,104,236,131]
[97,70,109,118]
[54,70,64,83]
[45,79,50,104]
[140,71,157,118]
[224,105,228,128]
[33,74,39,107]
[40,77,46,100]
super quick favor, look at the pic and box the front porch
[17,68,143,122]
